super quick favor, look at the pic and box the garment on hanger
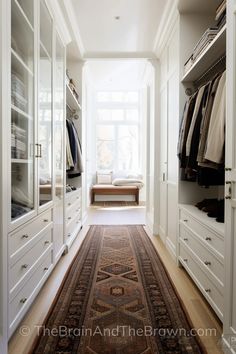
[178,70,225,186]
[66,118,83,178]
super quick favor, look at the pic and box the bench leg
[136,190,139,205]
[91,191,95,204]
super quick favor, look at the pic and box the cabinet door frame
[8,0,38,233]
[223,0,236,351]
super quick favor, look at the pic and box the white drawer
[66,214,81,240]
[179,244,223,318]
[180,209,224,256]
[9,209,52,257]
[9,249,53,329]
[66,201,81,225]
[9,230,52,293]
[180,224,224,285]
[65,190,81,208]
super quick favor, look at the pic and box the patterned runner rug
[33,226,205,354]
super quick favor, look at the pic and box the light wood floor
[9,207,223,354]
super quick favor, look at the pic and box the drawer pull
[68,233,71,237]
[44,267,49,271]
[68,203,71,206]
[43,219,49,222]
[183,238,188,241]
[68,217,72,220]
[204,261,211,266]
[22,234,29,239]
[225,195,231,200]
[21,264,28,269]
[205,289,211,293]
[76,209,79,212]
[183,219,188,223]
[44,241,50,245]
[20,298,27,304]
[205,237,212,241]
[184,258,188,262]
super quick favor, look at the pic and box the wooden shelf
[182,25,226,83]
[66,84,81,111]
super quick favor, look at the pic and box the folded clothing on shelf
[11,202,31,219]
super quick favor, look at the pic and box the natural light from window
[96,91,141,173]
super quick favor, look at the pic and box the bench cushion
[92,184,138,190]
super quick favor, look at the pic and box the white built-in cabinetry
[0,0,83,341]
[177,3,226,323]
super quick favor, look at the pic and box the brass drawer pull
[205,237,212,241]
[20,298,27,304]
[204,261,211,266]
[21,264,28,269]
[22,234,29,239]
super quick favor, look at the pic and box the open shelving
[182,25,226,83]
[66,83,82,111]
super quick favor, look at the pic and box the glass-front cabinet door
[11,0,36,223]
[38,0,53,207]
[55,34,65,202]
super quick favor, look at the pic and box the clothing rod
[194,54,226,86]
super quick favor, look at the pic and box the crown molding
[45,0,72,46]
[62,0,85,58]
[153,0,179,58]
[83,51,156,60]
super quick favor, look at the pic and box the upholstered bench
[91,184,139,204]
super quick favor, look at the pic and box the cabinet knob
[204,261,211,266]
[20,298,27,304]
[183,238,188,241]
[68,233,71,237]
[205,237,211,241]
[44,267,49,271]
[43,219,49,222]
[68,203,71,206]
[183,219,188,223]
[205,289,211,293]
[44,241,50,245]
[21,264,28,269]
[22,234,29,239]
[225,195,231,200]
[184,258,188,262]
[68,217,72,220]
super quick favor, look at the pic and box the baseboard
[166,237,177,261]
[159,226,166,244]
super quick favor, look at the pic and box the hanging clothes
[177,70,225,186]
[66,118,83,178]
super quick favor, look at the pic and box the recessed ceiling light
[114,16,120,20]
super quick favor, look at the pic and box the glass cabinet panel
[11,0,35,221]
[55,34,65,201]
[38,0,53,206]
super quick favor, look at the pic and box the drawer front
[66,190,81,208]
[9,230,52,292]
[180,210,224,256]
[9,250,53,328]
[179,244,223,317]
[66,214,81,240]
[180,224,224,284]
[9,209,52,256]
[66,201,81,225]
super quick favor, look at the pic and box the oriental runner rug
[33,225,205,354]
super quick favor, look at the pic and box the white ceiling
[87,60,149,90]
[62,0,167,58]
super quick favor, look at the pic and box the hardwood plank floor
[8,208,223,354]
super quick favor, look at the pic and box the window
[96,91,141,172]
